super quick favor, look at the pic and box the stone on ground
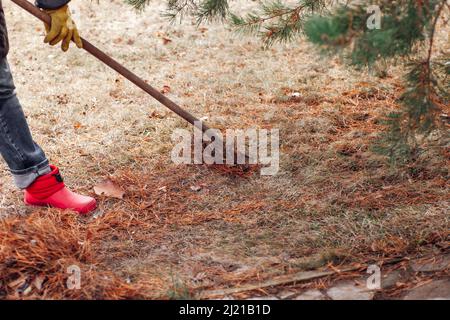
[326,281,375,300]
[410,254,450,273]
[403,279,450,300]
[294,289,327,300]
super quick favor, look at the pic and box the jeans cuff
[11,160,51,189]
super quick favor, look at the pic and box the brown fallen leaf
[161,85,171,94]
[148,111,164,119]
[73,121,82,130]
[94,179,125,199]
[162,37,172,45]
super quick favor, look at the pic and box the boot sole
[25,198,97,215]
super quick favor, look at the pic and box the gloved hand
[43,4,83,52]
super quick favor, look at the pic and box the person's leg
[0,58,51,188]
[0,57,96,214]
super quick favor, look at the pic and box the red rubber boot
[24,165,97,215]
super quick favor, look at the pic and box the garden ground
[0,0,448,299]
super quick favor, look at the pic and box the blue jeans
[0,58,50,189]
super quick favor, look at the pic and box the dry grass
[0,210,141,299]
[0,1,448,299]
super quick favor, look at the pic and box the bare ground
[0,1,448,299]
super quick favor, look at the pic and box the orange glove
[43,4,83,52]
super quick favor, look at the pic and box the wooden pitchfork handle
[11,0,210,133]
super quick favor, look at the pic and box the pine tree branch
[230,1,332,46]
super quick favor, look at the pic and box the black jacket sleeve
[35,0,71,10]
